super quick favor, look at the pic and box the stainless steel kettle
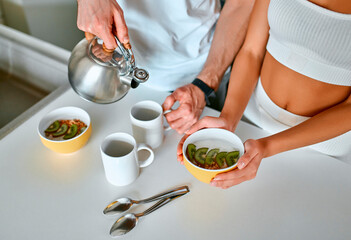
[68,36,149,104]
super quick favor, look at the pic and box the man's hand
[77,0,129,49]
[162,84,206,134]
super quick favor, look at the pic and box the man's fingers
[113,8,129,43]
[162,88,185,111]
[85,32,95,41]
[162,94,177,112]
[100,28,117,50]
[76,0,129,48]
[165,102,192,123]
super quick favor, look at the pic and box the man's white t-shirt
[118,0,221,91]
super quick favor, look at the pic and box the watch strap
[191,78,215,105]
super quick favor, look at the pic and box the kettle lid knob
[132,68,149,83]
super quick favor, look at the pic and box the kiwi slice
[194,147,208,165]
[45,120,60,133]
[205,148,219,165]
[216,152,228,168]
[187,144,196,162]
[52,124,68,137]
[226,151,240,167]
[79,126,87,135]
[63,124,78,140]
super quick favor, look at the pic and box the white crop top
[267,0,351,86]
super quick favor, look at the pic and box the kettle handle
[102,39,131,51]
[102,43,115,53]
[102,37,135,69]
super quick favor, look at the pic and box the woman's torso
[261,0,351,117]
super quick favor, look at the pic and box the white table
[1,84,351,240]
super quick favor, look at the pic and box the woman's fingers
[237,139,259,169]
[212,166,248,182]
[185,117,212,135]
[211,176,248,189]
[211,167,255,189]
[186,116,227,135]
[175,117,228,164]
[210,141,264,189]
[177,135,189,164]
[211,170,244,187]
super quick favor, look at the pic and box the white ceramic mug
[130,100,171,149]
[100,132,154,186]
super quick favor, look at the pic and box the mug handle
[163,109,173,131]
[137,143,154,168]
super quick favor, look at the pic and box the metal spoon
[103,185,189,216]
[110,194,184,237]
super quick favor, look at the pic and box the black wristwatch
[191,78,216,105]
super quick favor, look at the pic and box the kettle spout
[120,67,148,89]
[131,80,139,89]
[132,68,149,84]
[119,76,140,89]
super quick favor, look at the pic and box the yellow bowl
[183,128,244,184]
[38,106,92,153]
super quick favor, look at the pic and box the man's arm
[198,0,255,90]
[163,0,255,134]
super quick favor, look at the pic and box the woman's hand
[176,116,233,164]
[210,139,265,189]
[77,0,129,49]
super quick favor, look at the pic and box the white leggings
[243,78,351,160]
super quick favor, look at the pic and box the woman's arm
[259,94,351,158]
[178,0,271,161]
[180,0,351,189]
[226,93,351,189]
[162,0,255,134]
[219,0,271,131]
[184,0,271,134]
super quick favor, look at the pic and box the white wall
[0,0,84,50]
[0,25,70,91]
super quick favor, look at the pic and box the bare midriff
[260,0,351,117]
[260,52,351,117]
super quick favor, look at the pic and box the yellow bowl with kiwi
[182,128,244,184]
[38,106,92,153]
